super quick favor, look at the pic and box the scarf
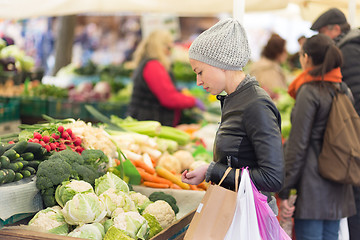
[288,67,342,99]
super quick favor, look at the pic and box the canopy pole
[233,0,245,24]
[348,0,356,27]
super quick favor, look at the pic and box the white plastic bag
[338,218,349,240]
[224,168,261,240]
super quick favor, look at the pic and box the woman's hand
[181,165,209,185]
[279,199,295,219]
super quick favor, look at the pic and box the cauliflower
[99,188,136,217]
[111,208,125,219]
[129,192,150,207]
[142,200,175,229]
[157,152,181,174]
[113,211,148,239]
[28,206,69,235]
[173,150,195,171]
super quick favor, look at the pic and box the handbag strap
[218,167,240,192]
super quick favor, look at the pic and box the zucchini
[0,156,10,169]
[3,149,20,161]
[21,152,34,161]
[11,141,28,154]
[14,172,23,181]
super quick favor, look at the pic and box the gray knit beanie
[189,18,250,71]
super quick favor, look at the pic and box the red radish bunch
[27,125,84,154]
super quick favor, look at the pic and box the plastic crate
[20,97,47,117]
[47,98,90,120]
[89,101,128,120]
[0,96,20,123]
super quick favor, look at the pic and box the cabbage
[68,223,105,240]
[55,180,94,207]
[28,206,69,235]
[113,211,149,240]
[95,172,129,195]
[99,188,136,217]
[62,193,107,225]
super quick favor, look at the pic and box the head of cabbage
[113,211,149,240]
[55,179,94,207]
[95,172,129,195]
[62,193,107,225]
[28,206,69,235]
[68,222,105,240]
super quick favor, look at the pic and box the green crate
[88,101,128,120]
[47,98,89,120]
[0,97,20,123]
[20,97,47,117]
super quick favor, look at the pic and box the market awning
[0,0,288,19]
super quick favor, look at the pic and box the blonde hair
[131,30,173,70]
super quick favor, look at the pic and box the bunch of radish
[27,125,84,153]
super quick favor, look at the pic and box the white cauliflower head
[173,150,195,171]
[99,188,136,217]
[129,191,150,207]
[28,206,69,235]
[142,200,175,229]
[113,211,148,239]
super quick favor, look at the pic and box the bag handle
[218,167,240,192]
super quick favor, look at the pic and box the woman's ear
[304,53,312,67]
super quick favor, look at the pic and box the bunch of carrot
[129,158,207,191]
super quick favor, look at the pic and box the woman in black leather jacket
[278,34,356,240]
[181,19,285,210]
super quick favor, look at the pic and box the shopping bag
[338,218,349,240]
[251,172,292,240]
[224,168,261,240]
[184,168,239,240]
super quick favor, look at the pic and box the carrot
[114,158,121,166]
[189,184,198,191]
[137,170,173,185]
[133,159,156,174]
[155,166,190,190]
[170,183,182,189]
[197,181,209,190]
[143,181,169,188]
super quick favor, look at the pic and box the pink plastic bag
[250,173,292,240]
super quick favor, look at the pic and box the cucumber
[0,170,7,184]
[5,169,16,183]
[24,142,48,160]
[8,163,20,172]
[27,160,41,169]
[18,160,29,168]
[21,152,34,161]
[20,170,31,178]
[3,149,20,161]
[14,172,23,181]
[24,166,36,175]
[12,157,23,163]
[0,156,10,169]
[0,143,6,156]
[1,169,9,184]
[11,141,28,154]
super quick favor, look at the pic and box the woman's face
[189,59,226,95]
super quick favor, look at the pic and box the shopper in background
[181,18,284,214]
[288,35,306,71]
[249,33,288,98]
[310,9,360,239]
[278,34,356,240]
[126,30,205,127]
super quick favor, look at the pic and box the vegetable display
[27,173,171,240]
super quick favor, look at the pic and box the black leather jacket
[207,76,284,193]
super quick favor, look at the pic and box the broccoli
[41,187,56,207]
[148,192,179,214]
[72,162,102,186]
[48,149,84,165]
[142,213,163,239]
[81,149,109,170]
[36,159,72,190]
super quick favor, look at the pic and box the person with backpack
[278,34,356,240]
[310,9,360,238]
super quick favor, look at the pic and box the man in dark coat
[311,8,360,239]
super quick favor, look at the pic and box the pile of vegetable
[27,172,177,240]
[273,89,295,140]
[0,141,48,185]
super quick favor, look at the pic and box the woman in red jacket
[126,30,205,127]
